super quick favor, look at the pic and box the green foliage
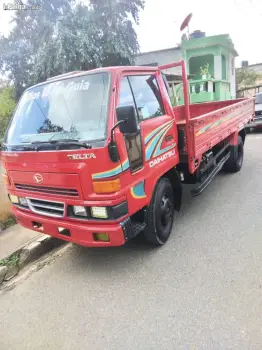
[0,253,19,267]
[0,213,17,231]
[236,68,261,89]
[0,0,144,99]
[200,63,209,76]
[0,83,16,138]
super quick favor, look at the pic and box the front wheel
[144,177,175,246]
[223,135,244,173]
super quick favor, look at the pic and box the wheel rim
[160,193,173,229]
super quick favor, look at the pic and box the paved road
[1,134,262,350]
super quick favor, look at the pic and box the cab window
[128,75,164,120]
[118,77,138,119]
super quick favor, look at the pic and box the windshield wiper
[31,139,92,151]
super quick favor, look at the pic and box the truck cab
[2,66,180,246]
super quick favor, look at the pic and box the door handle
[165,135,173,142]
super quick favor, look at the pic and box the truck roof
[49,65,158,79]
[75,65,159,75]
[26,65,159,91]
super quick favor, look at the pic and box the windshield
[256,94,262,104]
[5,72,110,146]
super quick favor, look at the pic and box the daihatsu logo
[33,173,44,184]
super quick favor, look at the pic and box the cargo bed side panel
[187,98,254,173]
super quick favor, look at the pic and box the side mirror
[116,105,138,134]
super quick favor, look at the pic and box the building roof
[246,63,262,68]
[182,34,238,56]
[136,46,181,57]
[236,62,262,70]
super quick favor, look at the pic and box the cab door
[117,71,177,173]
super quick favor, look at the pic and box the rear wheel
[144,177,175,246]
[224,135,244,173]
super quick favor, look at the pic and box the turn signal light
[93,179,121,194]
[2,173,10,186]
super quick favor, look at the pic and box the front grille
[27,198,65,218]
[15,184,78,197]
[255,110,262,116]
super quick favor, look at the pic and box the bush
[0,84,16,139]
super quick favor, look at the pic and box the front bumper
[12,206,126,247]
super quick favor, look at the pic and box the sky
[0,0,261,67]
[136,0,262,66]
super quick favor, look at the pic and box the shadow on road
[63,162,241,273]
[67,184,197,272]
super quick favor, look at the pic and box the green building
[135,32,238,105]
[181,33,238,104]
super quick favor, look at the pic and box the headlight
[91,206,108,219]
[73,206,87,217]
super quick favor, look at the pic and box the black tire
[144,177,175,246]
[224,135,244,173]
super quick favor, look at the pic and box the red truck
[1,61,254,246]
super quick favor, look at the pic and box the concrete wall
[135,47,183,75]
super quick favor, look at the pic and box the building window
[221,55,227,80]
[231,58,234,75]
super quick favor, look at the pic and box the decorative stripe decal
[122,159,130,171]
[152,125,175,158]
[154,144,176,158]
[131,181,146,199]
[92,120,177,180]
[92,159,130,180]
[196,107,253,136]
[145,124,172,161]
[144,120,173,144]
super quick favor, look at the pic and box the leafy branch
[236,68,262,89]
[200,63,209,76]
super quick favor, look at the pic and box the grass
[0,253,19,267]
[0,176,16,230]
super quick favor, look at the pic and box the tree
[0,83,16,139]
[236,68,262,90]
[0,0,74,99]
[0,0,144,99]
